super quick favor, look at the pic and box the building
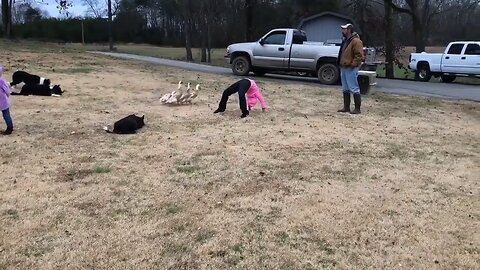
[297,12,360,44]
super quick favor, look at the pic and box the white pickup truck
[225,28,377,89]
[409,41,480,82]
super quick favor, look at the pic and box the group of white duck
[160,81,200,105]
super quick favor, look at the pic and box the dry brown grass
[0,46,479,269]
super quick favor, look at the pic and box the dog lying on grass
[103,114,145,134]
[11,84,63,97]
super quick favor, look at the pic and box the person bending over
[214,78,267,118]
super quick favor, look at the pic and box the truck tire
[440,75,456,83]
[415,63,432,82]
[231,56,251,76]
[317,63,339,85]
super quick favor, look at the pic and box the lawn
[0,40,479,269]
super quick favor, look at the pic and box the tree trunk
[2,0,13,39]
[207,19,212,63]
[107,0,114,50]
[412,18,426,53]
[200,16,207,62]
[184,19,193,61]
[384,2,394,78]
[201,35,207,62]
[244,0,253,41]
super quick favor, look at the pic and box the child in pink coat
[0,65,13,135]
[214,78,267,118]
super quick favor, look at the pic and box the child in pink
[0,65,13,135]
[214,78,267,118]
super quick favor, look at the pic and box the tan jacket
[339,34,364,68]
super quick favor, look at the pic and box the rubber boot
[337,93,350,113]
[350,94,361,114]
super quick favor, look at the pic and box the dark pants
[2,108,13,129]
[217,79,251,114]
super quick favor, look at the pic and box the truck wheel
[440,75,456,83]
[317,63,339,85]
[415,64,432,82]
[232,56,251,76]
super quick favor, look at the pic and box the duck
[160,81,182,104]
[179,82,191,104]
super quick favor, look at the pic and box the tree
[54,0,115,50]
[82,0,120,18]
[2,0,13,38]
[244,0,254,40]
[384,0,454,52]
[383,0,394,78]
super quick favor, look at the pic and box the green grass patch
[164,202,183,215]
[4,209,19,219]
[195,230,216,244]
[54,66,96,74]
[93,165,111,174]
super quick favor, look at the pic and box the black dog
[104,114,145,134]
[11,84,63,96]
[10,71,51,86]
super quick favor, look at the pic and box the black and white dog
[10,71,51,87]
[11,84,63,96]
[104,114,145,134]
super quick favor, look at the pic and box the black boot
[350,94,361,114]
[337,93,350,113]
[2,127,13,135]
[240,110,249,118]
[213,109,224,113]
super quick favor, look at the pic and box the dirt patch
[0,46,479,269]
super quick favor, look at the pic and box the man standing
[337,23,364,114]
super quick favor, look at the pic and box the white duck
[179,82,191,104]
[161,81,182,104]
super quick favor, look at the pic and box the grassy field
[0,40,479,269]
[83,43,230,68]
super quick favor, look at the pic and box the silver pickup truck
[225,28,377,88]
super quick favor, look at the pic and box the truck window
[292,33,307,44]
[464,44,480,55]
[447,43,465,55]
[263,31,287,45]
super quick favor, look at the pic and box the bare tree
[384,0,459,52]
[82,0,120,18]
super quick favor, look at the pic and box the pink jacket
[246,79,267,109]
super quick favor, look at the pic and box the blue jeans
[2,108,13,129]
[340,67,360,94]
